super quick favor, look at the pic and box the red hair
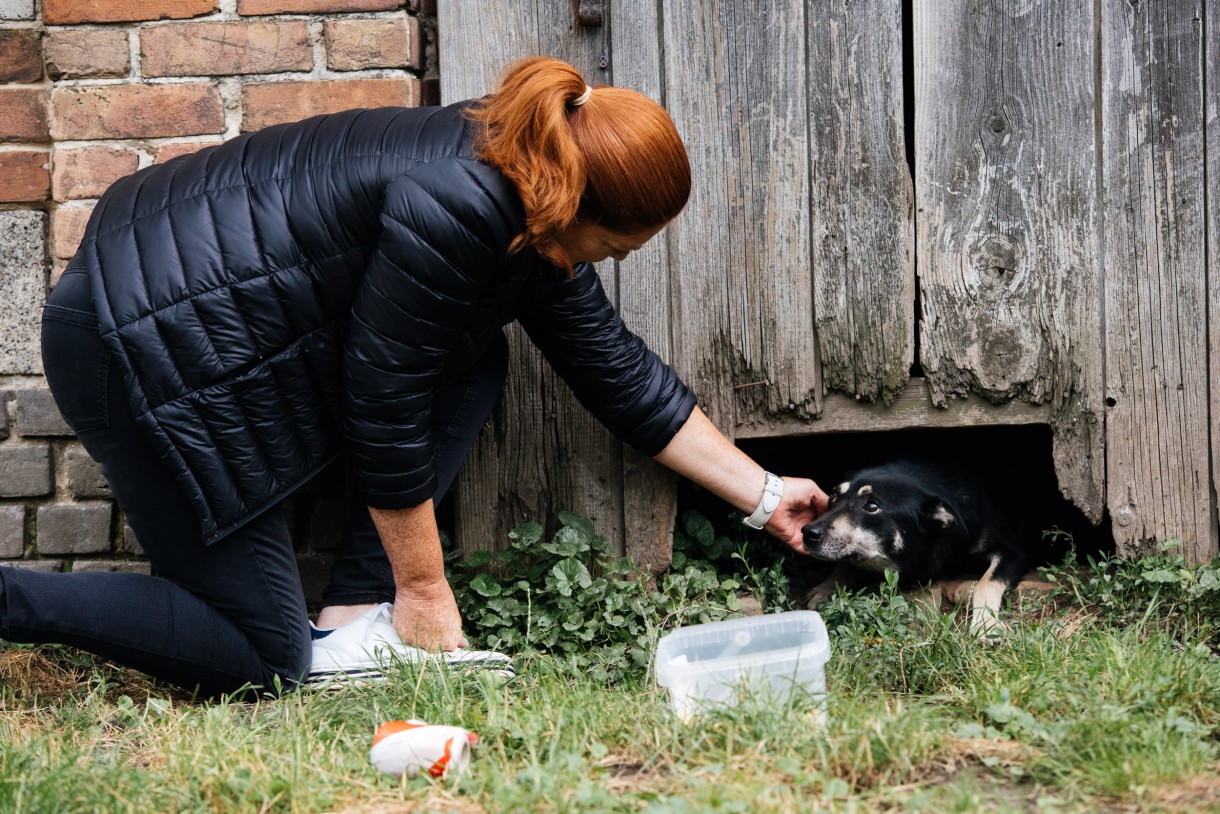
[468,57,691,270]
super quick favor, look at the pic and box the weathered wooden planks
[914,0,1105,522]
[440,0,1219,565]
[1102,0,1214,561]
[1210,0,1220,559]
[663,0,820,435]
[807,0,914,407]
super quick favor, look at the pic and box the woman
[2,58,827,696]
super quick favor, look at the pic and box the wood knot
[971,235,1020,281]
[983,108,1011,140]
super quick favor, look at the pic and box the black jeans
[0,270,506,697]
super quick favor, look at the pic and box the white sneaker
[305,603,515,688]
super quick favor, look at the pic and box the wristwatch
[741,472,784,529]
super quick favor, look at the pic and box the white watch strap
[742,472,784,529]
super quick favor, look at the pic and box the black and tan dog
[801,460,1028,638]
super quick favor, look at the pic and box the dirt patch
[0,647,88,702]
[929,745,1220,813]
[0,645,185,706]
[1147,770,1220,813]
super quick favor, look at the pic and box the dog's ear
[920,497,959,530]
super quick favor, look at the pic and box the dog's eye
[827,494,839,506]
[864,501,881,514]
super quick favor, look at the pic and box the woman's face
[552,221,666,265]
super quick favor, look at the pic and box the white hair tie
[571,85,592,107]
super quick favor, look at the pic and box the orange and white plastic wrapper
[370,719,479,779]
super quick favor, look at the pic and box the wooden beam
[914,0,1104,522]
[1102,0,1213,562]
[610,0,678,572]
[734,377,1049,438]
[663,0,820,431]
[808,0,914,405]
[1209,0,1220,560]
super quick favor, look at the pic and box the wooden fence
[440,0,1218,565]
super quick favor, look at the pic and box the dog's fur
[801,460,1028,637]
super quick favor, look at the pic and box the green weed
[1039,534,1220,647]
[447,510,796,684]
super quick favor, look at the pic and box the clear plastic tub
[654,611,830,722]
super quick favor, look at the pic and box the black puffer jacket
[80,102,696,544]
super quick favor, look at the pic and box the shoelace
[368,606,394,640]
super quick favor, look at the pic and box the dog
[800,460,1028,638]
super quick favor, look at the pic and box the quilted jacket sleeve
[519,263,697,456]
[343,157,521,508]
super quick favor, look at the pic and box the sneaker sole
[304,658,516,688]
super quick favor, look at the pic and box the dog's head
[800,464,963,573]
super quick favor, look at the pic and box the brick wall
[0,0,437,596]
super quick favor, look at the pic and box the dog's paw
[803,582,837,608]
[969,608,1007,643]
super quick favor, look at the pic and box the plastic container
[654,611,831,722]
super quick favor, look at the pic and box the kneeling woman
[3,57,827,696]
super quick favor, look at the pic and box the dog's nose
[801,523,823,548]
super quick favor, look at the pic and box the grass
[2,522,1219,813]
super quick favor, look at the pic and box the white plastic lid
[654,610,830,687]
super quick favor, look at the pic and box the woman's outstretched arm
[654,406,829,553]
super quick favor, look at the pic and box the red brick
[242,78,418,131]
[0,88,48,143]
[52,146,138,201]
[153,139,223,163]
[50,83,224,140]
[325,17,420,71]
[0,30,42,83]
[142,21,312,77]
[43,0,216,25]
[0,150,50,202]
[238,0,399,15]
[44,29,129,80]
[52,205,93,260]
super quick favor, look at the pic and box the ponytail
[469,57,690,272]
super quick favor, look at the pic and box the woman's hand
[764,477,830,555]
[654,407,831,556]
[368,502,469,651]
[392,578,469,652]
